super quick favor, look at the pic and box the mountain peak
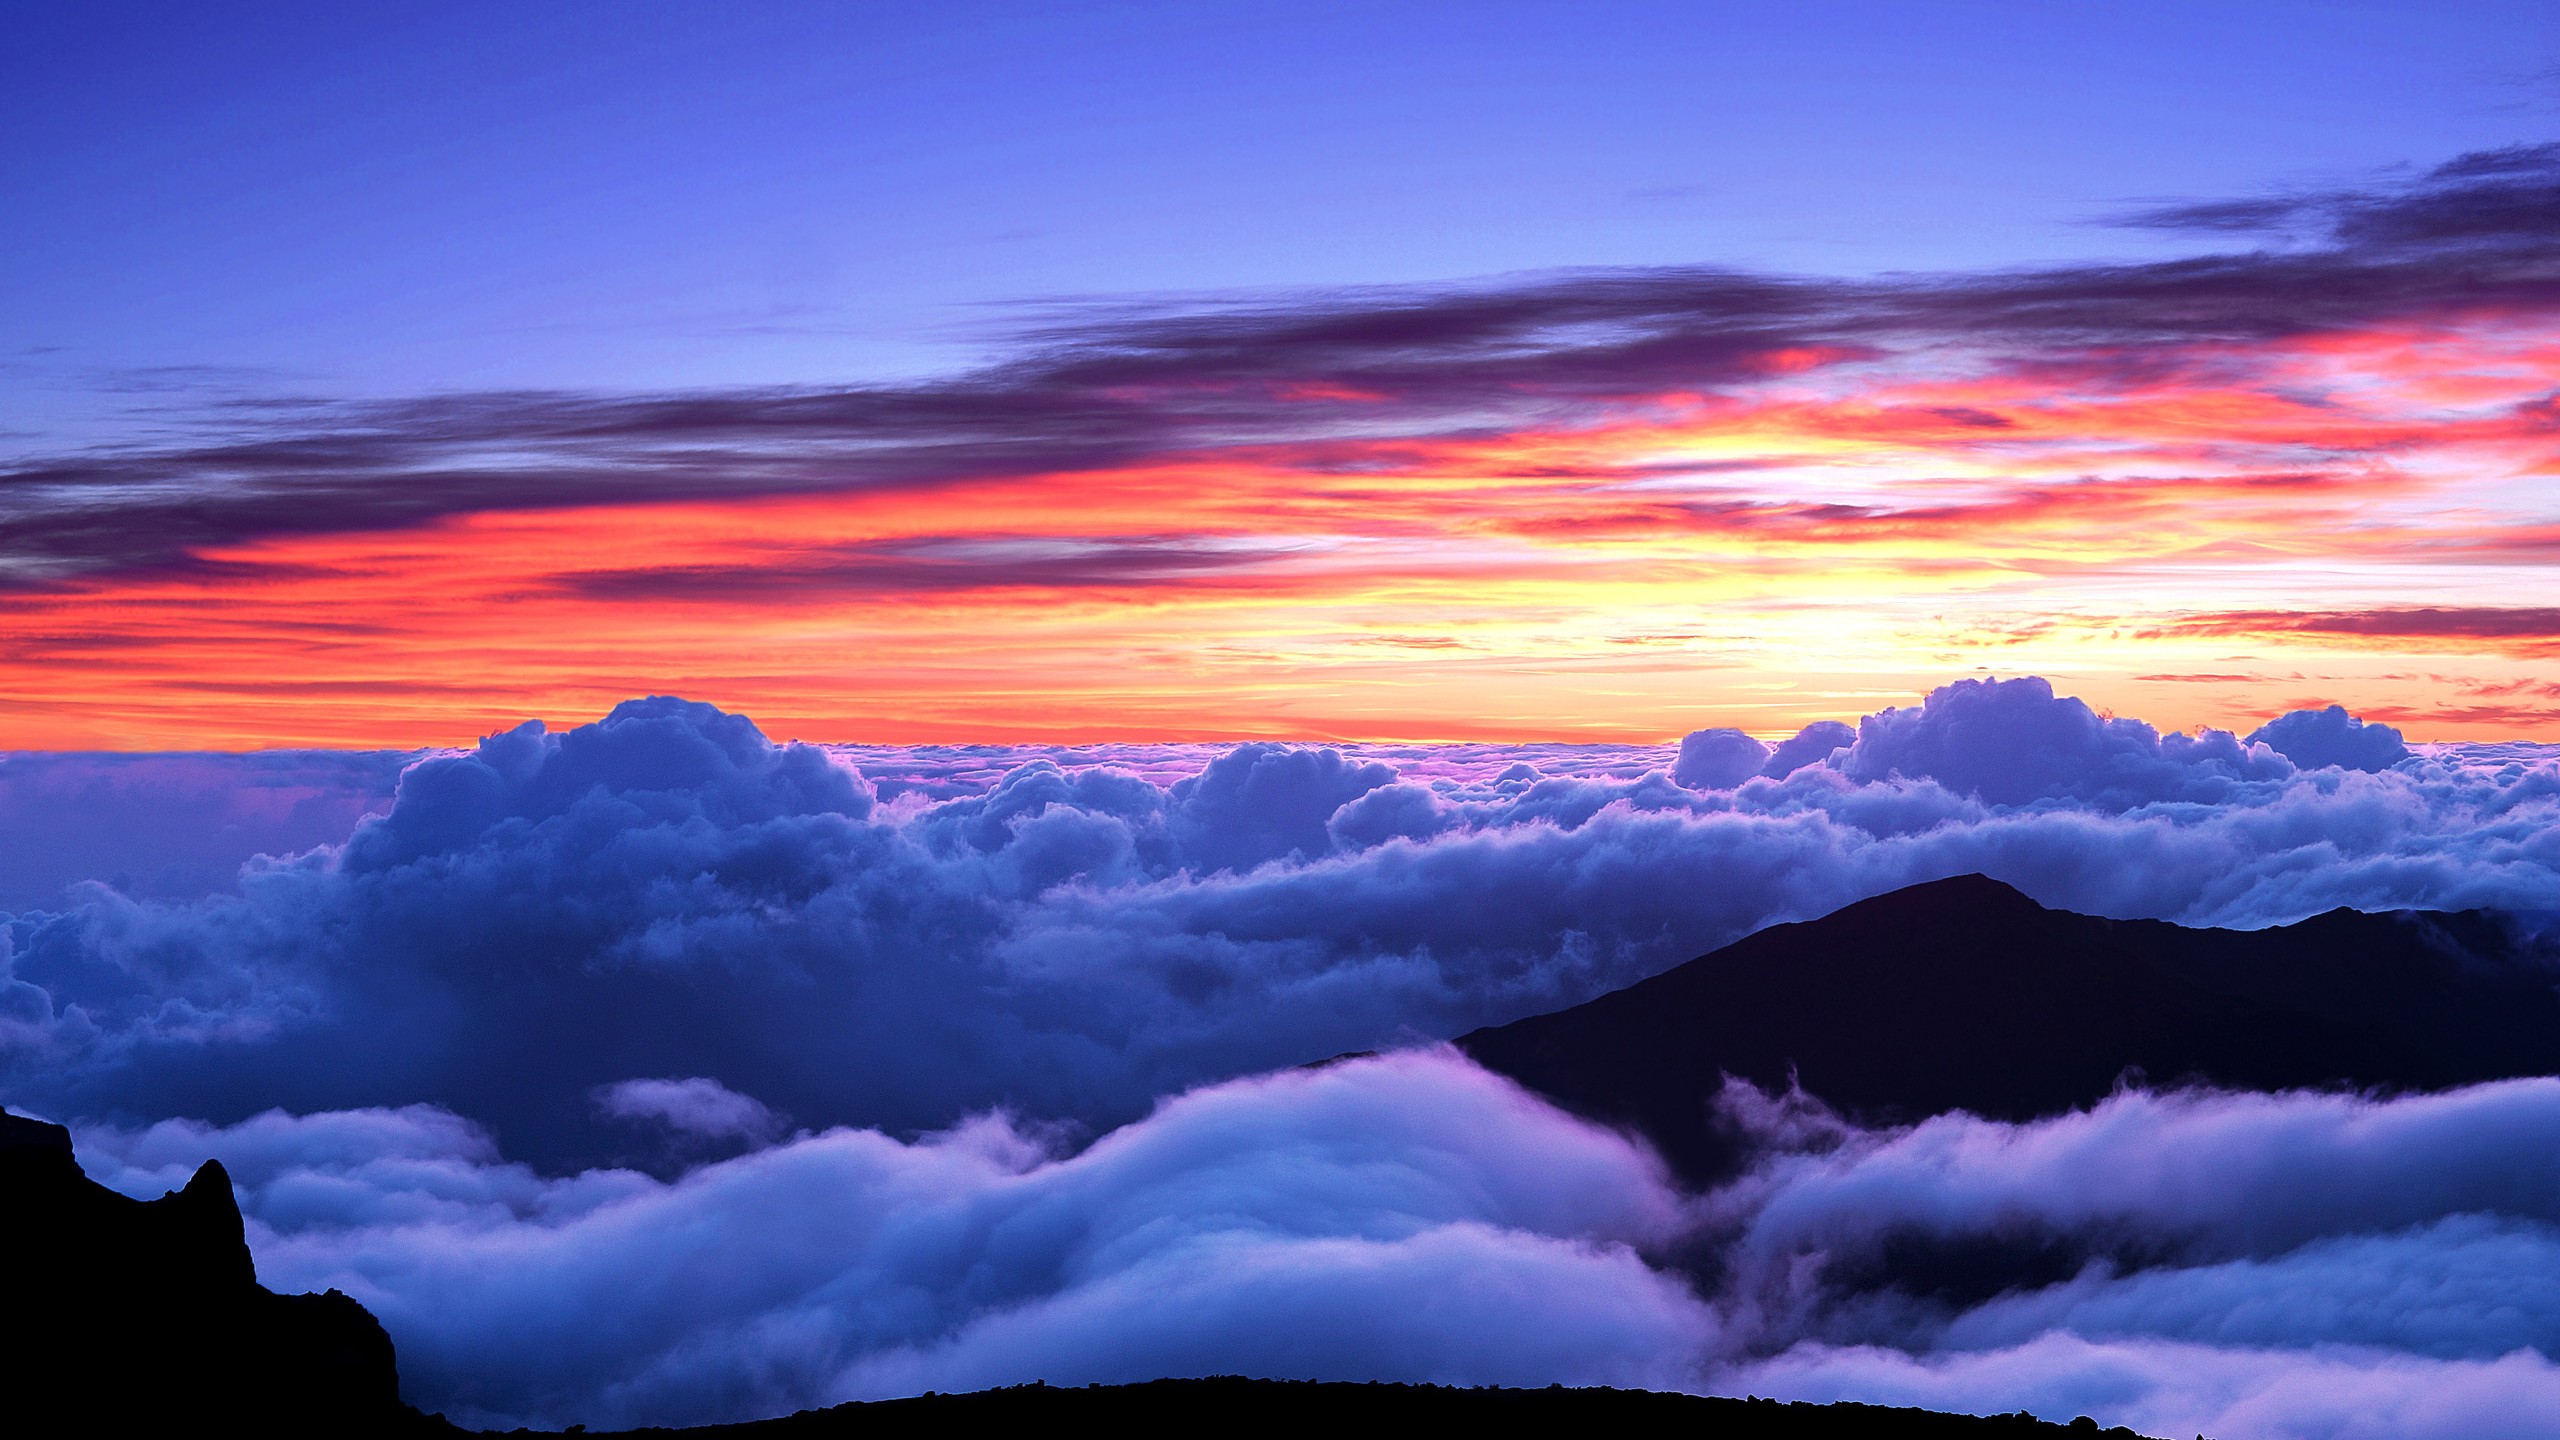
[1461,876,2560,1186]
[0,1111,436,1432]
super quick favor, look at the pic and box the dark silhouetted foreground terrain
[0,1106,441,1435]
[590,1376,2157,1439]
[1462,873,2560,1184]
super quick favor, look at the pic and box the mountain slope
[1458,874,2560,1185]
[599,1376,2155,1438]
[0,1106,445,1435]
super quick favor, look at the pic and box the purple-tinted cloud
[8,145,2560,587]
[594,1077,785,1145]
[76,1053,1709,1430]
[1835,675,2300,807]
[1705,1076,2560,1439]
[3,681,2556,1176]
[2245,704,2412,773]
[63,1060,2560,1437]
[0,749,408,909]
[1673,728,1770,790]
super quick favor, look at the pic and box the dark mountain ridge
[0,1105,440,1435]
[593,1376,2157,1438]
[1460,873,2560,1185]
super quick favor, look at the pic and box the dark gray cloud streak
[7,146,2560,586]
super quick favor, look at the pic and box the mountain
[0,1105,447,1436]
[1459,873,2560,1185]
[595,1376,2154,1438]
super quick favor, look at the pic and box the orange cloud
[11,190,2560,748]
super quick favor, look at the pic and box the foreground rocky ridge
[0,1105,440,1435]
[589,1377,2162,1438]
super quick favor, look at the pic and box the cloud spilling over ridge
[76,1053,1709,1430]
[65,1058,2560,1438]
[2,680,2555,1170]
[1709,1078,2560,1440]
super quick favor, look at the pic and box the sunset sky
[20,14,2560,1435]
[9,1,2560,747]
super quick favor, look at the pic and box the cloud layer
[75,1053,1708,1430]
[5,676,2557,1433]
[4,680,2556,1172]
[67,1058,2560,1438]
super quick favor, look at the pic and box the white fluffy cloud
[67,1059,2560,1438]
[7,680,2560,1435]
[1,685,2554,1172]
[77,1052,1711,1430]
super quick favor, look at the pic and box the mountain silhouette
[591,1376,2154,1438]
[1460,873,2560,1185]
[0,1105,446,1435]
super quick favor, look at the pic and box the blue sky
[8,3,2560,750]
[7,0,2555,441]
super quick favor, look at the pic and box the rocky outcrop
[591,1376,2156,1438]
[0,1106,443,1434]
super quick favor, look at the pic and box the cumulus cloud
[2,682,2556,1173]
[1836,675,2297,808]
[1762,720,1858,779]
[1165,743,1397,875]
[2247,705,2412,773]
[1674,729,1771,790]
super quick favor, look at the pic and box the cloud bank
[5,674,2557,1433]
[66,1059,2560,1438]
[0,749,406,909]
[75,1053,1708,1430]
[3,679,2555,1172]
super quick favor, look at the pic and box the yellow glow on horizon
[8,315,2558,748]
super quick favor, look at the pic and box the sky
[17,17,2560,1434]
[7,2,2560,747]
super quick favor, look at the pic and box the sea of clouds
[9,676,2560,1436]
[66,1061,2560,1439]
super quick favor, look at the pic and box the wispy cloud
[5,147,2559,743]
